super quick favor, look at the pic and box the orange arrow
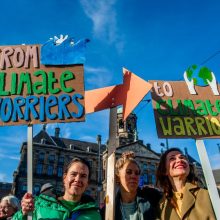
[85,68,152,120]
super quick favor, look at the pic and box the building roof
[33,129,106,153]
[116,141,160,160]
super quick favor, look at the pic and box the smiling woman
[156,148,216,220]
[12,157,101,220]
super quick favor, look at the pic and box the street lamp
[97,134,102,207]
[217,143,220,154]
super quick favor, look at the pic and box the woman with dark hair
[156,147,216,220]
[13,157,101,220]
[103,151,161,220]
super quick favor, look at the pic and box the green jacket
[12,194,101,220]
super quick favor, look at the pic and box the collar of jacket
[181,182,199,218]
[38,193,98,212]
[160,182,200,219]
[115,187,151,219]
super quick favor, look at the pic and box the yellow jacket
[159,182,216,220]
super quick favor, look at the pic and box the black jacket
[101,187,162,220]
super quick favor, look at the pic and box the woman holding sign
[13,157,101,220]
[156,147,216,220]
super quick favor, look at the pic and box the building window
[88,160,92,169]
[143,164,148,171]
[47,165,54,176]
[143,173,148,184]
[127,122,132,132]
[21,184,27,192]
[58,156,64,164]
[38,152,45,162]
[151,174,156,184]
[149,164,156,172]
[57,166,63,177]
[36,163,43,174]
[119,119,124,129]
[48,155,55,163]
[34,184,41,196]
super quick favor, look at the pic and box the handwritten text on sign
[150,80,220,139]
[0,45,85,126]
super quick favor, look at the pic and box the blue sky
[0,0,220,182]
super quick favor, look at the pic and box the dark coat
[101,187,162,220]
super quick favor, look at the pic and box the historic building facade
[0,182,12,198]
[12,127,106,199]
[12,108,204,202]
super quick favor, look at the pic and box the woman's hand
[21,193,34,215]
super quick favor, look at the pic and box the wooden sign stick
[105,107,118,220]
[27,125,33,220]
[196,139,220,220]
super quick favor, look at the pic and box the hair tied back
[121,151,135,160]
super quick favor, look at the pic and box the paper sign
[0,44,85,126]
[150,80,220,138]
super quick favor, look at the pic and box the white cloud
[79,135,96,142]
[80,0,124,51]
[0,135,25,147]
[60,126,72,139]
[0,153,20,160]
[85,66,113,88]
[0,173,6,182]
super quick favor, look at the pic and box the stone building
[213,169,220,189]
[12,108,204,202]
[12,127,106,199]
[0,182,12,198]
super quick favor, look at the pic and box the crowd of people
[0,148,217,219]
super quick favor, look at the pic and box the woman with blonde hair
[156,147,216,220]
[112,151,161,220]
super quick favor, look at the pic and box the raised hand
[207,72,220,96]
[183,71,197,95]
[21,193,34,215]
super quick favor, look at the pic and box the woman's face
[166,150,190,180]
[63,162,89,199]
[0,200,16,218]
[118,161,140,193]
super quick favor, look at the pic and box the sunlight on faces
[165,151,190,180]
[117,161,140,193]
[63,162,89,199]
[0,200,16,218]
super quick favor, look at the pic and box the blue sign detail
[41,37,90,65]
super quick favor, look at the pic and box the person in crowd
[0,195,20,220]
[102,151,162,220]
[40,183,56,198]
[13,157,101,220]
[156,147,216,220]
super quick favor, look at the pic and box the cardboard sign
[150,80,220,138]
[0,44,85,126]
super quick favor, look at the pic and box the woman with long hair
[156,147,216,220]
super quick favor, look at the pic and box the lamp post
[217,143,220,154]
[97,134,102,207]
